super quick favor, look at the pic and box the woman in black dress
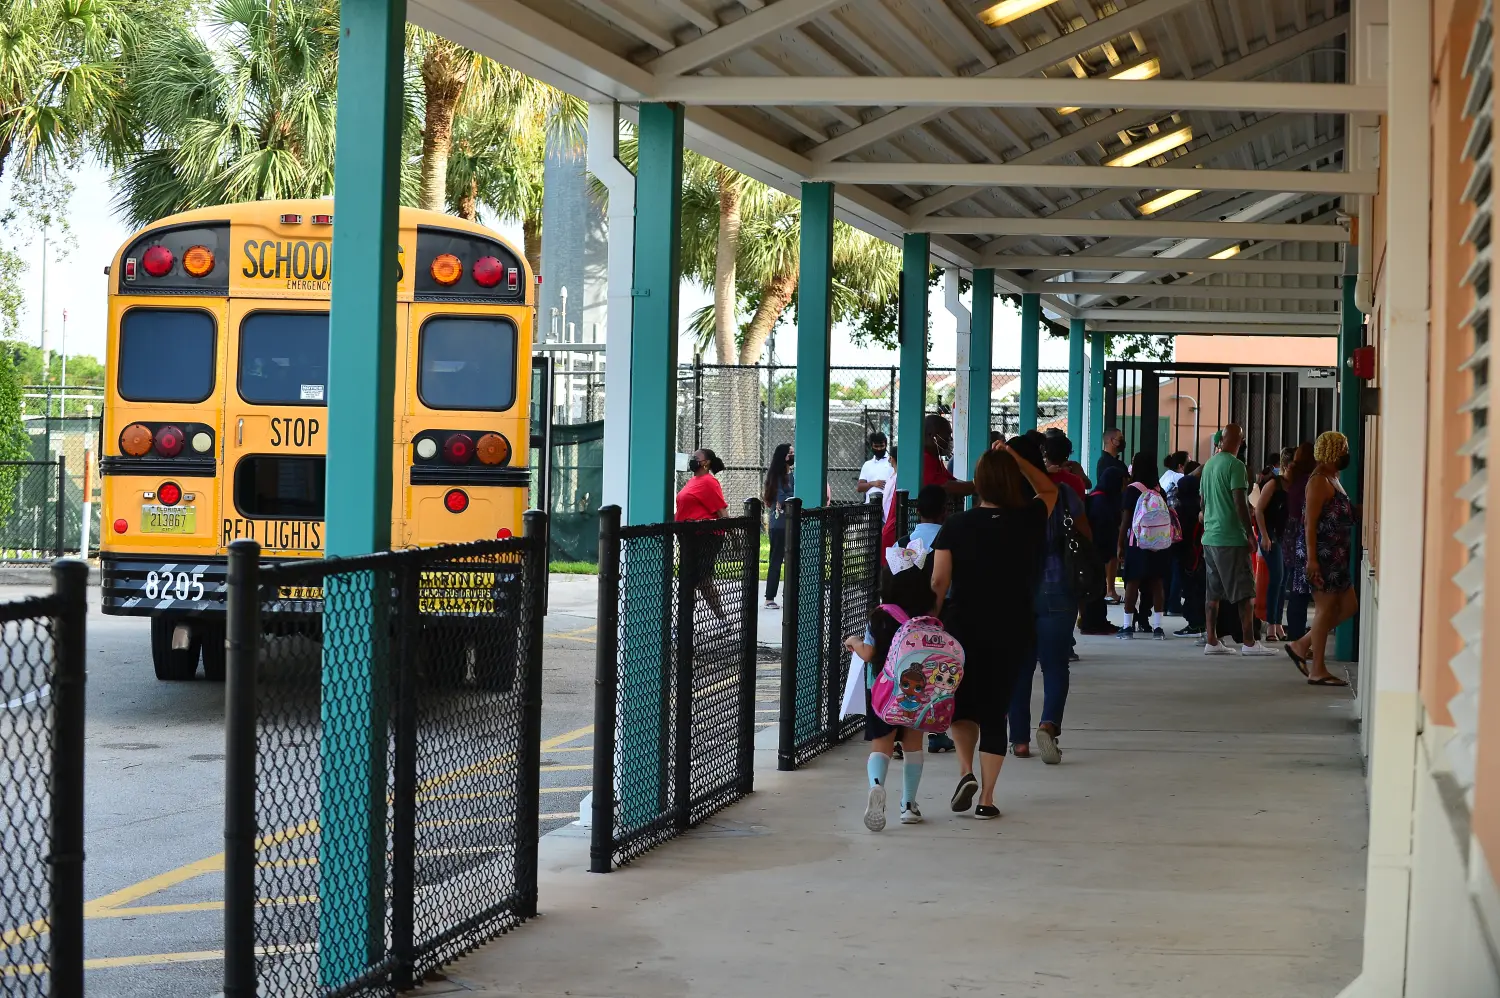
[929,441,1058,819]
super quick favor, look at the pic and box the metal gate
[1106,362,1341,470]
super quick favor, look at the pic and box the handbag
[1059,498,1105,602]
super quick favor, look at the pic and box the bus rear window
[234,455,325,519]
[119,309,216,403]
[239,312,329,405]
[419,317,517,411]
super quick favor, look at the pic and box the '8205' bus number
[144,571,205,601]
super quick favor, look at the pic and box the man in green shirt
[1199,423,1275,657]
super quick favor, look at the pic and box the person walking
[1253,461,1290,641]
[675,448,729,618]
[1116,452,1174,640]
[930,441,1058,819]
[857,432,895,510]
[762,443,795,609]
[1010,437,1090,764]
[1200,425,1276,657]
[1285,432,1357,686]
[1280,442,1317,642]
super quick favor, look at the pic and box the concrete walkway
[428,630,1367,998]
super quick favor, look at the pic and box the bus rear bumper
[102,555,229,617]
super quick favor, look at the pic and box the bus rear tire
[151,616,202,681]
[200,622,227,682]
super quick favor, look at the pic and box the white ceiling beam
[821,162,1372,194]
[984,255,1345,275]
[1079,308,1340,323]
[1038,282,1341,300]
[926,216,1346,240]
[652,77,1385,114]
[644,0,851,76]
[1082,321,1338,336]
[808,0,1204,163]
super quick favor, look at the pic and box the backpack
[868,605,965,734]
[1129,482,1180,551]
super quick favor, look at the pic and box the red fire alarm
[1351,345,1376,379]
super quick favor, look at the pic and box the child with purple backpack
[843,540,944,832]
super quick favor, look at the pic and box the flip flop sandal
[1285,645,1309,677]
[1307,675,1349,687]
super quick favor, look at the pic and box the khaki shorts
[1203,544,1255,604]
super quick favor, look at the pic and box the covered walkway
[429,630,1366,997]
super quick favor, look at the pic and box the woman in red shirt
[676,448,729,616]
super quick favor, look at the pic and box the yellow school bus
[99,200,534,680]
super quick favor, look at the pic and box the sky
[11,158,1079,373]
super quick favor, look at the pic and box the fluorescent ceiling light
[1209,245,1241,260]
[977,0,1061,27]
[1105,126,1194,167]
[1139,188,1201,215]
[1058,57,1162,113]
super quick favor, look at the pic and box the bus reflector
[311,214,333,225]
[157,482,182,507]
[507,268,520,291]
[444,489,469,514]
[182,245,215,277]
[155,425,185,457]
[121,423,154,457]
[113,519,128,534]
[472,256,503,288]
[476,433,510,466]
[124,258,138,281]
[142,245,174,277]
[430,253,463,286]
[496,527,512,539]
[443,433,473,464]
[280,213,303,225]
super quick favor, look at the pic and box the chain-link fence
[777,501,880,770]
[0,461,67,562]
[590,502,761,872]
[0,562,87,997]
[223,523,547,997]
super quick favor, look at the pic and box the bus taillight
[442,433,473,464]
[155,425,185,458]
[444,489,469,513]
[157,482,182,507]
[472,256,503,288]
[142,245,173,277]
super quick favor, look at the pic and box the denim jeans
[1008,603,1076,745]
[1262,541,1285,626]
[1286,591,1311,641]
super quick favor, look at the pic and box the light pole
[1169,393,1199,462]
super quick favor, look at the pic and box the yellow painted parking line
[540,724,594,750]
[548,625,597,644]
[4,942,321,976]
[540,763,591,772]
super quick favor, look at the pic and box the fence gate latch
[630,288,650,297]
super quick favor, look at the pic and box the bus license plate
[141,505,196,534]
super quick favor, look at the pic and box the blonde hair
[1313,430,1349,465]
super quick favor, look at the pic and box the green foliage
[2,341,102,387]
[763,374,795,411]
[0,341,32,521]
[830,376,875,403]
[1110,333,1174,361]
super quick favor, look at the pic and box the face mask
[872,448,886,458]
[1336,453,1351,471]
[786,455,795,467]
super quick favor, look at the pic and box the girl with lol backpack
[1116,452,1180,640]
[843,539,957,832]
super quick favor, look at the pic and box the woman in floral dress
[1286,432,1357,686]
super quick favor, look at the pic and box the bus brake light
[442,433,473,464]
[142,245,174,277]
[472,256,502,288]
[154,425,185,457]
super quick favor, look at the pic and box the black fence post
[516,510,547,916]
[894,489,910,541]
[738,499,761,792]
[222,540,260,998]
[825,512,846,751]
[590,506,621,873]
[389,556,419,989]
[777,498,802,771]
[672,524,695,833]
[48,558,86,998]
[53,455,66,558]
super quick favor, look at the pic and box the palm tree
[0,0,185,179]
[112,0,361,226]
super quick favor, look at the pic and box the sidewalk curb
[0,565,100,586]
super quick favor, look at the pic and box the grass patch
[549,560,598,575]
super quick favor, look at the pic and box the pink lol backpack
[868,605,965,734]
[1129,482,1181,551]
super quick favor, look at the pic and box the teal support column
[1336,277,1365,661]
[1067,319,1085,446]
[795,182,834,505]
[1018,293,1040,433]
[1089,331,1107,474]
[320,0,404,982]
[896,233,929,495]
[626,103,684,525]
[966,269,995,477]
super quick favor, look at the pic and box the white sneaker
[1240,642,1278,657]
[1204,641,1239,656]
[900,803,923,824]
[864,783,887,832]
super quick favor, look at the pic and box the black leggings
[951,637,1022,756]
[766,526,786,600]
